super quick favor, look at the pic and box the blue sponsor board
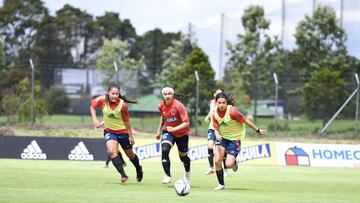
[133,143,161,160]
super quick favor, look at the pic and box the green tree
[45,86,69,114]
[226,5,281,121]
[303,69,347,127]
[172,47,216,115]
[293,5,353,122]
[0,0,48,64]
[1,77,48,123]
[156,34,195,86]
[96,38,144,92]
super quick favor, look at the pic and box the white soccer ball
[174,179,191,196]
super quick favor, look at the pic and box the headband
[161,87,174,94]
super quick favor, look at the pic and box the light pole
[114,61,119,85]
[195,71,200,136]
[273,72,279,136]
[355,73,359,137]
[29,58,35,126]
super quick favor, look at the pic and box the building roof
[128,94,162,112]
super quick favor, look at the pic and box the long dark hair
[105,84,137,104]
[215,92,235,106]
[162,84,185,100]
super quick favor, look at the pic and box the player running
[212,92,266,191]
[90,84,143,183]
[155,85,191,184]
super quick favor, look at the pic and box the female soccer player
[204,89,228,176]
[155,85,191,184]
[90,84,143,183]
[212,92,266,190]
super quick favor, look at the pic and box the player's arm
[244,119,267,136]
[212,114,222,141]
[90,99,103,129]
[121,103,135,144]
[155,115,165,140]
[124,120,135,145]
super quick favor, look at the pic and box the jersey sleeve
[178,103,189,122]
[91,96,105,109]
[230,107,246,123]
[212,114,219,130]
[120,102,130,122]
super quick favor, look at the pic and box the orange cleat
[121,176,129,183]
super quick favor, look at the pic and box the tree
[303,69,347,127]
[294,5,353,123]
[172,47,216,115]
[0,0,48,64]
[1,77,48,123]
[226,5,281,121]
[45,86,69,114]
[156,34,195,86]
[96,38,144,94]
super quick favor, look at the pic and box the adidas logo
[68,141,94,161]
[21,140,47,160]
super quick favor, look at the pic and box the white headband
[161,87,174,94]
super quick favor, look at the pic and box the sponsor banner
[133,143,161,160]
[236,143,272,164]
[276,142,360,168]
[0,136,106,161]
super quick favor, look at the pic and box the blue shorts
[103,130,132,150]
[161,131,189,153]
[207,129,216,141]
[215,138,241,157]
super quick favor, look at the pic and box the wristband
[256,128,260,133]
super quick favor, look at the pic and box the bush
[45,86,69,114]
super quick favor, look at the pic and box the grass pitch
[0,159,359,203]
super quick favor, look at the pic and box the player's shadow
[224,187,252,191]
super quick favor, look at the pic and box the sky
[2,0,360,79]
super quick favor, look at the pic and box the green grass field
[1,159,359,203]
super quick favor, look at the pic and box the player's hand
[129,136,135,145]
[94,120,104,129]
[215,134,222,142]
[258,129,267,137]
[204,116,210,123]
[166,126,176,132]
[155,131,161,140]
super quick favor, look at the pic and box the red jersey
[212,106,246,130]
[158,99,190,137]
[91,96,130,134]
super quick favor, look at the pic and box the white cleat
[214,184,225,191]
[223,168,228,177]
[184,171,191,182]
[161,175,172,184]
[204,168,215,175]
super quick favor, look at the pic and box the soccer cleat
[214,184,225,191]
[232,162,238,172]
[223,168,228,177]
[161,175,172,184]
[184,171,191,182]
[204,168,215,175]
[136,166,144,182]
[104,164,109,168]
[121,175,129,183]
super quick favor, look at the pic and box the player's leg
[176,135,191,182]
[160,131,174,183]
[119,133,143,182]
[223,152,228,176]
[214,139,227,190]
[104,131,128,182]
[224,140,241,172]
[205,129,215,175]
[118,149,127,167]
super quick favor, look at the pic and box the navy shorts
[161,131,189,153]
[215,138,241,157]
[103,130,132,150]
[207,129,216,141]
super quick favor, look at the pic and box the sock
[118,152,125,164]
[216,169,224,185]
[112,156,127,177]
[130,154,141,170]
[208,148,214,168]
[161,143,171,177]
[105,155,111,166]
[180,155,191,172]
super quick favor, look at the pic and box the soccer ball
[174,179,191,196]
